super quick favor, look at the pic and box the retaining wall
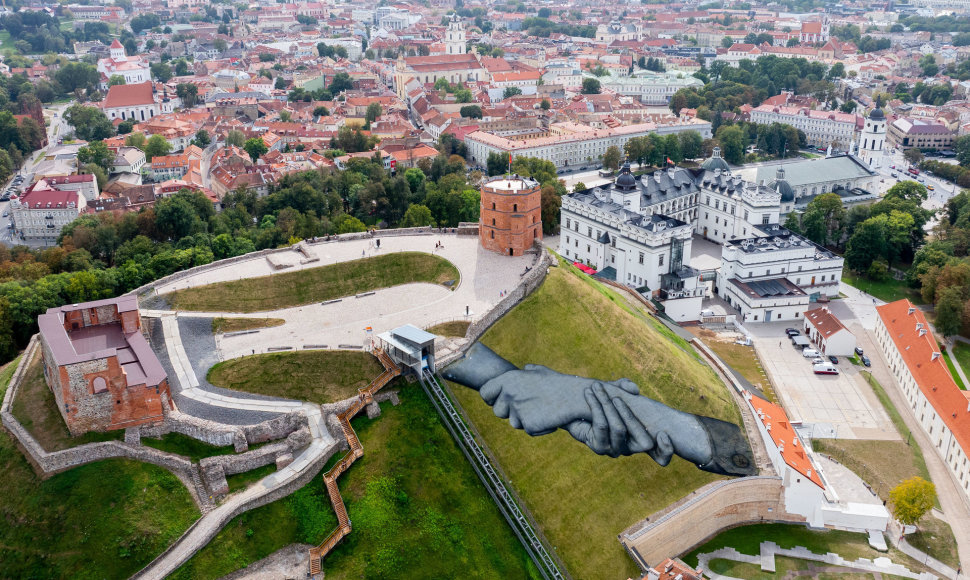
[200,427,313,498]
[620,476,805,569]
[140,409,309,453]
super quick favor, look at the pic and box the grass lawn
[811,439,924,501]
[0,353,22,396]
[942,351,967,390]
[690,328,777,402]
[951,342,970,388]
[165,252,459,312]
[207,350,384,404]
[683,523,928,574]
[0,354,199,578]
[0,31,14,52]
[451,264,744,580]
[141,432,235,462]
[225,463,277,494]
[707,556,911,579]
[907,515,960,569]
[859,372,932,483]
[10,349,123,451]
[211,317,286,334]
[426,320,470,337]
[841,269,924,305]
[171,386,538,580]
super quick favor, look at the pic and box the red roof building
[875,300,970,501]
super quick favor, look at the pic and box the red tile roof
[103,81,155,109]
[877,299,970,455]
[749,393,825,489]
[805,307,848,338]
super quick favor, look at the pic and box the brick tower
[479,175,542,256]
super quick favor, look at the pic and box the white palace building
[560,151,844,322]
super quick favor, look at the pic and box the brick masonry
[479,178,543,257]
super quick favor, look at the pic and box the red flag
[508,152,512,166]
[666,157,673,165]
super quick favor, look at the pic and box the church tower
[109,39,126,61]
[858,98,886,169]
[445,13,466,55]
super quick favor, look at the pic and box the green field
[0,352,198,578]
[812,439,924,501]
[165,252,459,312]
[841,268,924,305]
[952,342,970,388]
[171,386,538,580]
[942,351,967,389]
[706,555,912,579]
[450,264,744,580]
[211,317,286,334]
[207,350,385,404]
[684,523,928,574]
[426,319,470,337]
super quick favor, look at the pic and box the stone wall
[619,476,805,570]
[140,409,309,453]
[200,427,313,498]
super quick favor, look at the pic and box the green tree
[80,162,107,190]
[117,120,135,135]
[176,83,199,108]
[55,62,99,94]
[459,105,483,119]
[191,129,211,148]
[313,106,330,117]
[144,134,172,161]
[845,215,889,272]
[244,137,268,162]
[935,286,966,337]
[400,204,435,227]
[364,102,382,129]
[581,77,601,94]
[904,148,924,166]
[77,141,114,172]
[503,86,523,99]
[279,110,292,123]
[334,213,367,233]
[226,130,246,148]
[328,72,354,95]
[65,105,115,141]
[540,98,551,111]
[716,125,746,164]
[125,132,147,150]
[603,146,622,171]
[889,477,936,527]
[109,75,126,86]
[150,62,173,83]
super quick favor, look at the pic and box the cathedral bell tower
[445,13,466,55]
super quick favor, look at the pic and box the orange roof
[103,82,155,109]
[805,307,849,338]
[491,70,542,83]
[877,299,970,455]
[749,394,824,489]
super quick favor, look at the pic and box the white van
[802,348,821,358]
[813,362,839,375]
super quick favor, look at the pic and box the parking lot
[752,332,900,441]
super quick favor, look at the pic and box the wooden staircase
[308,348,401,577]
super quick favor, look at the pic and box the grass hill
[449,263,744,580]
[163,252,459,313]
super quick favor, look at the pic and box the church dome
[869,107,885,121]
[768,167,795,202]
[615,163,637,190]
[701,146,731,172]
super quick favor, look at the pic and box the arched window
[92,377,108,394]
[490,230,494,239]
[513,203,518,212]
[492,218,496,226]
[491,202,496,210]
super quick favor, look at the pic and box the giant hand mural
[442,343,756,477]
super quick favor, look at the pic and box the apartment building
[749,105,859,149]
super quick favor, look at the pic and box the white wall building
[875,300,970,503]
[803,307,856,356]
[10,180,88,246]
[97,40,150,87]
[465,119,712,169]
[443,13,466,55]
[717,225,844,323]
[594,70,704,106]
[857,106,886,170]
[749,104,859,149]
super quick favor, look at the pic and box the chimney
[654,171,662,183]
[932,352,940,361]
[667,166,675,178]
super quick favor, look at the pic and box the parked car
[802,348,821,358]
[785,328,800,337]
[854,346,864,356]
[828,355,839,365]
[928,185,935,191]
[811,357,825,365]
[2,210,8,217]
[861,355,871,367]
[813,363,839,375]
[890,172,898,178]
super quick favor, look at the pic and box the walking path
[696,541,937,580]
[132,313,339,580]
[948,336,970,388]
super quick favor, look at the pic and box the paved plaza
[150,234,535,361]
[753,335,899,440]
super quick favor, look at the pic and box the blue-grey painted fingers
[592,383,626,457]
[648,431,674,466]
[610,378,640,395]
[584,386,611,455]
[611,396,654,454]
